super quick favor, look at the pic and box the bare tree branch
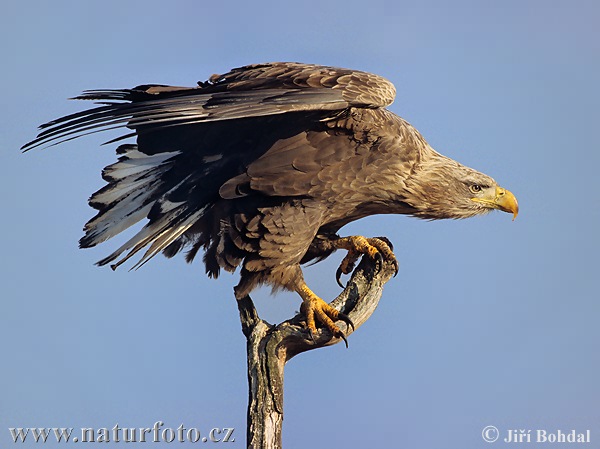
[237,256,397,449]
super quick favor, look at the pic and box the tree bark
[236,257,397,449]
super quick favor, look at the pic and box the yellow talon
[296,282,354,347]
[333,236,399,286]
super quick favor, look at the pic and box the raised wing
[21,62,395,151]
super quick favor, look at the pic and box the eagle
[22,62,518,344]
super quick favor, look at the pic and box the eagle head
[405,153,519,221]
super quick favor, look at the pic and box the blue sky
[1,0,599,447]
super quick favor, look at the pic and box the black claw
[336,267,344,288]
[307,329,317,345]
[338,331,349,348]
[338,312,355,332]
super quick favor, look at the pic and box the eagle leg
[333,236,399,287]
[296,282,355,347]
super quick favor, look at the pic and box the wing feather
[22,62,395,151]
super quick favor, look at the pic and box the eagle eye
[469,184,482,194]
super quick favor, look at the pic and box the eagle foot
[334,236,399,287]
[297,284,355,348]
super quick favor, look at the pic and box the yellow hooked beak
[472,186,519,220]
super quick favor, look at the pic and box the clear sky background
[1,1,599,448]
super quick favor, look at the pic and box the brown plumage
[22,62,518,342]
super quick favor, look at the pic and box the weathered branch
[236,256,397,449]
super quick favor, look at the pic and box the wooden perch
[236,256,397,449]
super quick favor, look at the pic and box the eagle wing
[21,62,395,151]
[21,62,397,270]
